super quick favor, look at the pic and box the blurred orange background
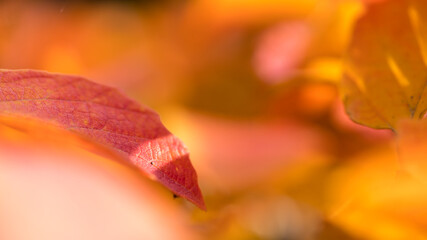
[3,0,425,239]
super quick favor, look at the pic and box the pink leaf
[0,69,205,210]
[0,118,199,240]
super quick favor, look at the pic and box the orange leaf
[326,146,427,239]
[342,0,427,130]
[0,69,205,210]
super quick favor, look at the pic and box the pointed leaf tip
[0,69,205,209]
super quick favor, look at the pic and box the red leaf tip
[0,69,205,209]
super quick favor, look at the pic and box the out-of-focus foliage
[397,120,427,184]
[5,0,427,239]
[342,0,427,130]
[0,116,198,240]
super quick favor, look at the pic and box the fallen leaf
[342,0,427,130]
[0,69,205,210]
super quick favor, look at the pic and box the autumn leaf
[342,0,427,130]
[325,145,427,239]
[0,117,198,240]
[0,69,205,210]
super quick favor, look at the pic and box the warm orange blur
[4,0,426,240]
[0,117,197,240]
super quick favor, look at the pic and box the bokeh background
[4,0,424,239]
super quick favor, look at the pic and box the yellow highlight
[387,55,410,87]
[345,65,366,93]
[305,58,342,83]
[408,6,427,67]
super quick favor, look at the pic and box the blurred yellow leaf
[342,0,427,129]
[326,146,427,239]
